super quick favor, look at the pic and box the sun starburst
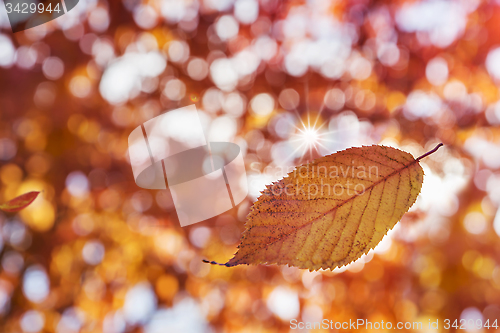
[286,112,337,163]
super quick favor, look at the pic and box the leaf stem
[202,259,230,267]
[416,143,444,161]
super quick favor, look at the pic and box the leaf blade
[210,144,440,271]
[0,191,40,212]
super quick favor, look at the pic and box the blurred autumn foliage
[0,0,500,332]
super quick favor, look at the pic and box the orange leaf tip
[0,191,41,213]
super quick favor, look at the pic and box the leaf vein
[339,153,398,170]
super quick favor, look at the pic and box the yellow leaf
[204,144,443,271]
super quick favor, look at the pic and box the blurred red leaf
[0,191,40,212]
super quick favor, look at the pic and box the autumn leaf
[204,144,443,271]
[0,191,40,213]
